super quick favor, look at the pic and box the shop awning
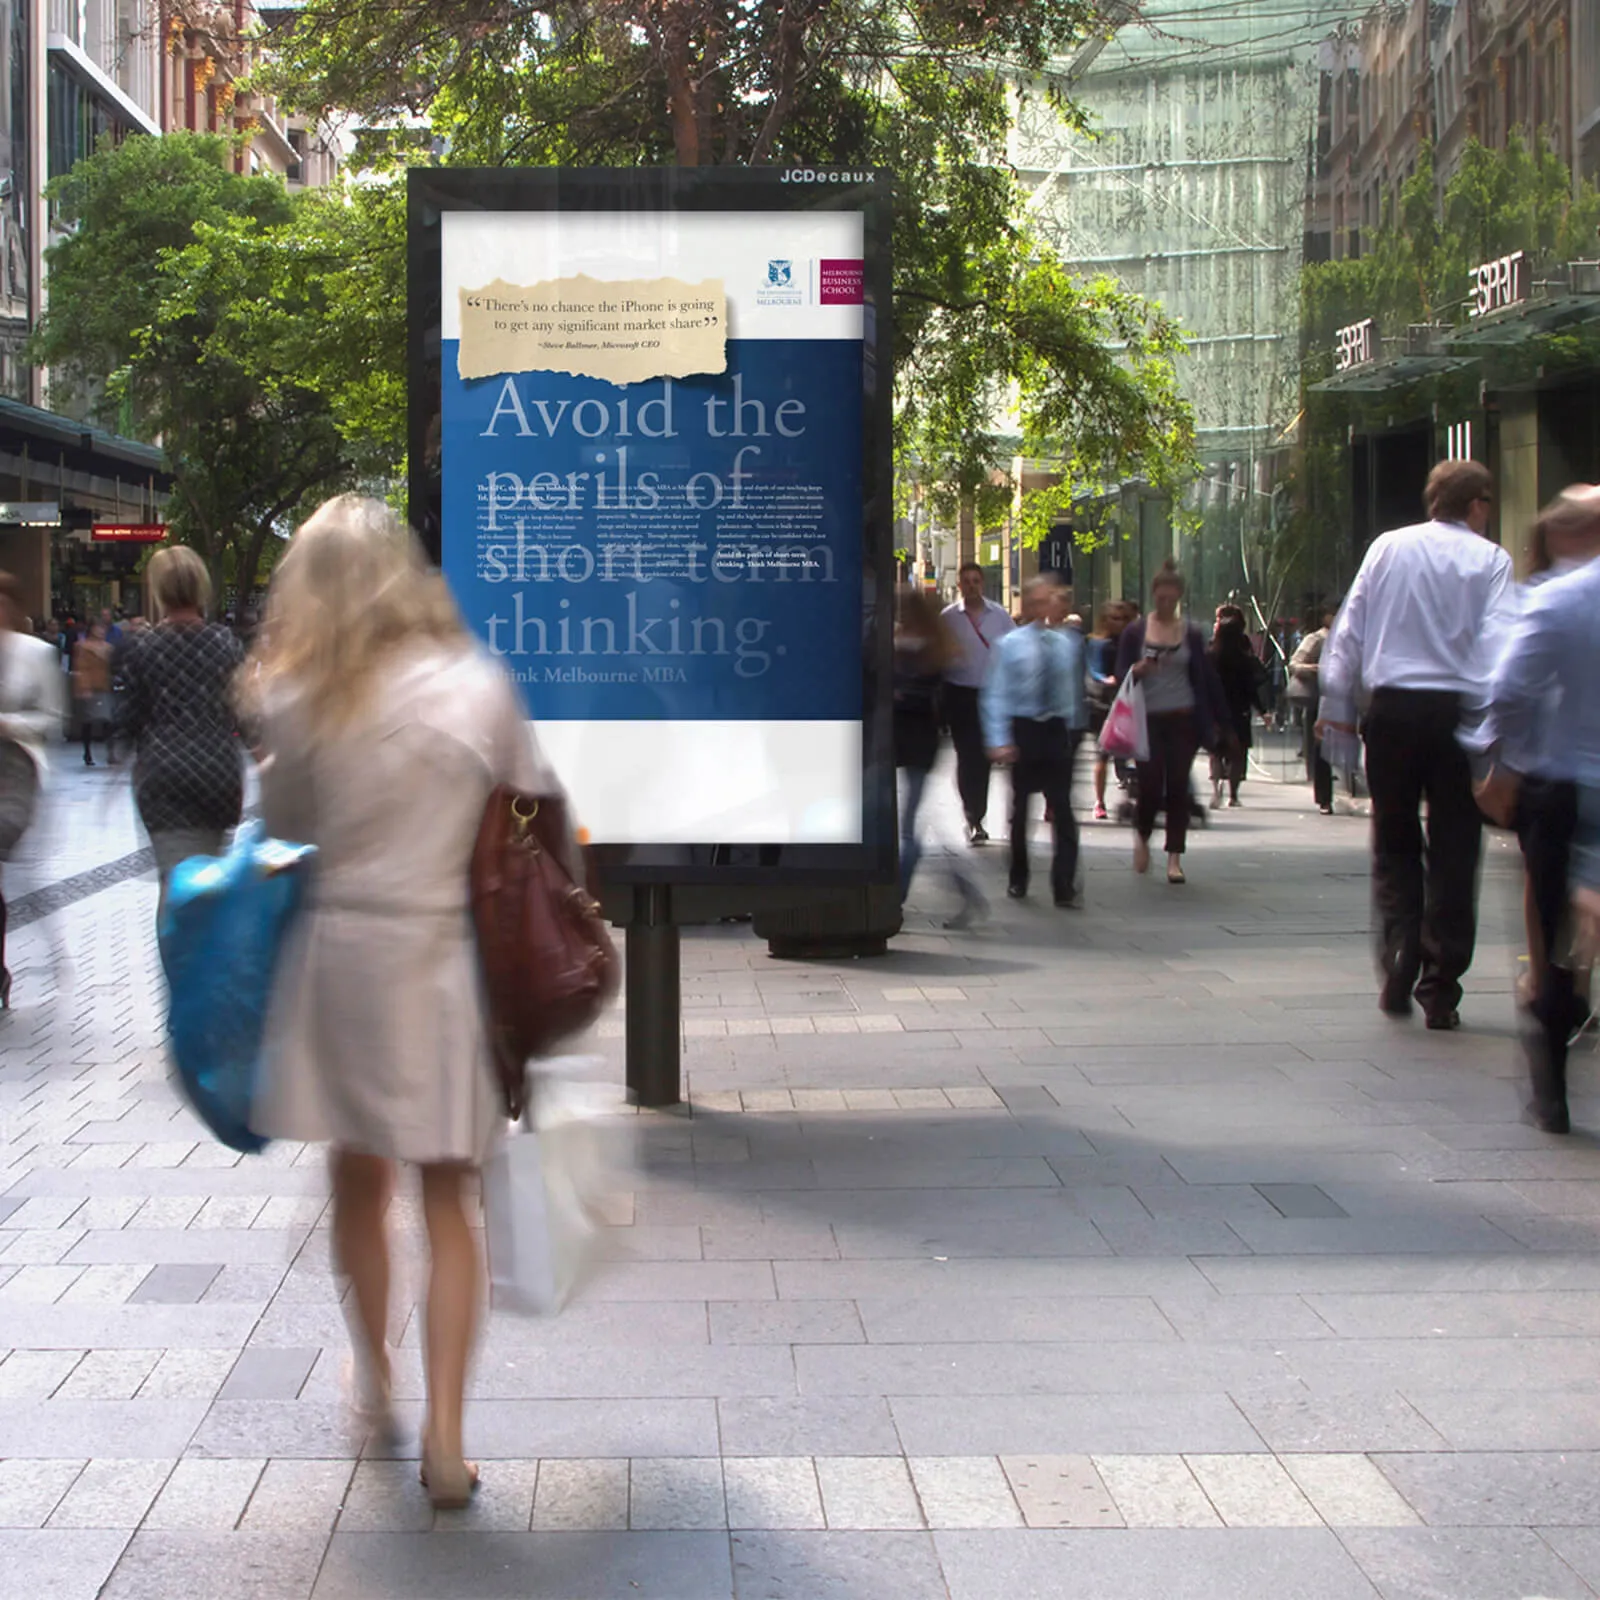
[1309,353,1477,394]
[0,396,169,484]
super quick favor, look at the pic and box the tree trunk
[661,28,701,165]
[236,519,276,612]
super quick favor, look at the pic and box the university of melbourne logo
[757,258,804,307]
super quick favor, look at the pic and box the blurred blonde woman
[118,546,244,895]
[246,494,563,1508]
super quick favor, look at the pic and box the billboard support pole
[625,884,681,1108]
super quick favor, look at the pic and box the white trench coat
[252,642,559,1164]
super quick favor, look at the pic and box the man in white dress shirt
[941,562,1015,844]
[1318,459,1518,1030]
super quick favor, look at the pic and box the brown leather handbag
[470,785,619,1120]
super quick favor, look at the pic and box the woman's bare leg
[1093,756,1108,808]
[330,1147,394,1398]
[419,1161,480,1469]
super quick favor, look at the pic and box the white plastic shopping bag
[1097,676,1150,762]
[483,1066,618,1315]
[1319,724,1362,777]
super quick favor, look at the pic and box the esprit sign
[91,523,167,542]
[1469,251,1527,319]
[1334,318,1374,371]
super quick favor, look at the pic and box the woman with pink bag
[1113,561,1233,885]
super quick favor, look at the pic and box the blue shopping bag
[158,822,316,1154]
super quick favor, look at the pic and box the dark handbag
[470,785,620,1120]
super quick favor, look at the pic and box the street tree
[264,0,1196,552]
[30,133,398,601]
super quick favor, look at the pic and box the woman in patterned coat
[117,546,243,898]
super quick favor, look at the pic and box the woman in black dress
[118,546,243,906]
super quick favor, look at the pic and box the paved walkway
[2,755,1598,1599]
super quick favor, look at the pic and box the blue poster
[441,339,863,722]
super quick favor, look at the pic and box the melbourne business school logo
[757,258,804,308]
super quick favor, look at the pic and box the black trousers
[943,683,992,829]
[1009,719,1079,898]
[1136,711,1200,856]
[1311,742,1335,809]
[1516,776,1581,1115]
[1362,688,1483,1011]
[1302,692,1333,807]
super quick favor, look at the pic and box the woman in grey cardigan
[1114,561,1233,883]
[247,495,560,1510]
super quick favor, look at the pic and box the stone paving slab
[2,761,1599,1594]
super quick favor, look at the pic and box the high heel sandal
[419,1451,481,1510]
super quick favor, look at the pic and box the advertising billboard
[410,169,893,887]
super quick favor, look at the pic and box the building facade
[1313,0,1589,265]
[1306,0,1600,572]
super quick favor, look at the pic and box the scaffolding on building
[1012,0,1374,632]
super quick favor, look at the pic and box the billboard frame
[407,165,895,891]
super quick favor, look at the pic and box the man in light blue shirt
[1477,487,1600,1133]
[982,574,1087,906]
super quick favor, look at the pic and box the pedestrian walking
[940,561,1014,844]
[1317,458,1519,1030]
[1289,610,1337,812]
[71,618,114,767]
[1506,494,1600,1014]
[1208,604,1268,808]
[246,494,566,1509]
[1114,561,1232,885]
[982,574,1087,906]
[1086,600,1137,820]
[56,613,79,667]
[117,547,245,903]
[895,585,987,928]
[0,573,68,1010]
[1475,487,1600,1131]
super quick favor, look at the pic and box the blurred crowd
[893,555,1321,918]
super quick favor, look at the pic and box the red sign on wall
[91,524,167,543]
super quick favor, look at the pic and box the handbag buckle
[509,795,542,849]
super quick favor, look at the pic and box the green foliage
[265,1,1106,169]
[264,0,1196,545]
[34,133,291,405]
[30,134,402,599]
